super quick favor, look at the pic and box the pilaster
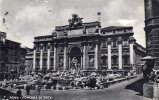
[107,38,112,70]
[129,36,135,65]
[94,39,100,70]
[39,43,43,70]
[47,43,51,70]
[33,44,36,71]
[118,37,122,70]
[53,42,58,70]
[82,40,88,70]
[63,39,68,70]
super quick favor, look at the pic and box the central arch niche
[69,46,82,70]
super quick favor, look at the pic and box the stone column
[33,45,36,70]
[63,40,67,70]
[83,41,87,70]
[47,43,50,70]
[40,44,43,70]
[63,46,67,70]
[118,37,122,69]
[53,43,57,70]
[69,57,71,70]
[107,38,112,70]
[81,56,83,69]
[94,41,99,70]
[129,37,134,65]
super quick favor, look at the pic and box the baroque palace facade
[26,14,146,75]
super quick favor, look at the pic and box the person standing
[17,88,22,100]
[37,85,41,95]
[26,85,31,95]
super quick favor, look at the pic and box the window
[101,56,107,66]
[15,58,18,62]
[50,58,54,66]
[123,40,128,46]
[44,45,47,51]
[112,41,117,47]
[5,57,8,62]
[8,49,11,55]
[36,59,40,66]
[102,39,107,48]
[124,56,129,65]
[43,58,47,66]
[112,56,117,65]
[15,51,18,55]
[36,46,39,51]
[5,50,8,54]
[49,45,52,50]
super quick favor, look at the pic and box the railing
[104,75,137,87]
[123,65,131,70]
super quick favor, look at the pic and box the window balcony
[123,64,131,70]
[101,66,108,70]
[112,64,118,70]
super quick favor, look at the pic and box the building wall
[3,39,20,79]
[25,59,33,75]
[28,21,146,76]
[25,49,33,75]
[0,31,26,80]
[145,0,159,67]
[24,15,146,76]
[0,32,6,70]
[19,47,28,75]
[30,36,145,75]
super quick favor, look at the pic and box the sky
[0,0,145,48]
